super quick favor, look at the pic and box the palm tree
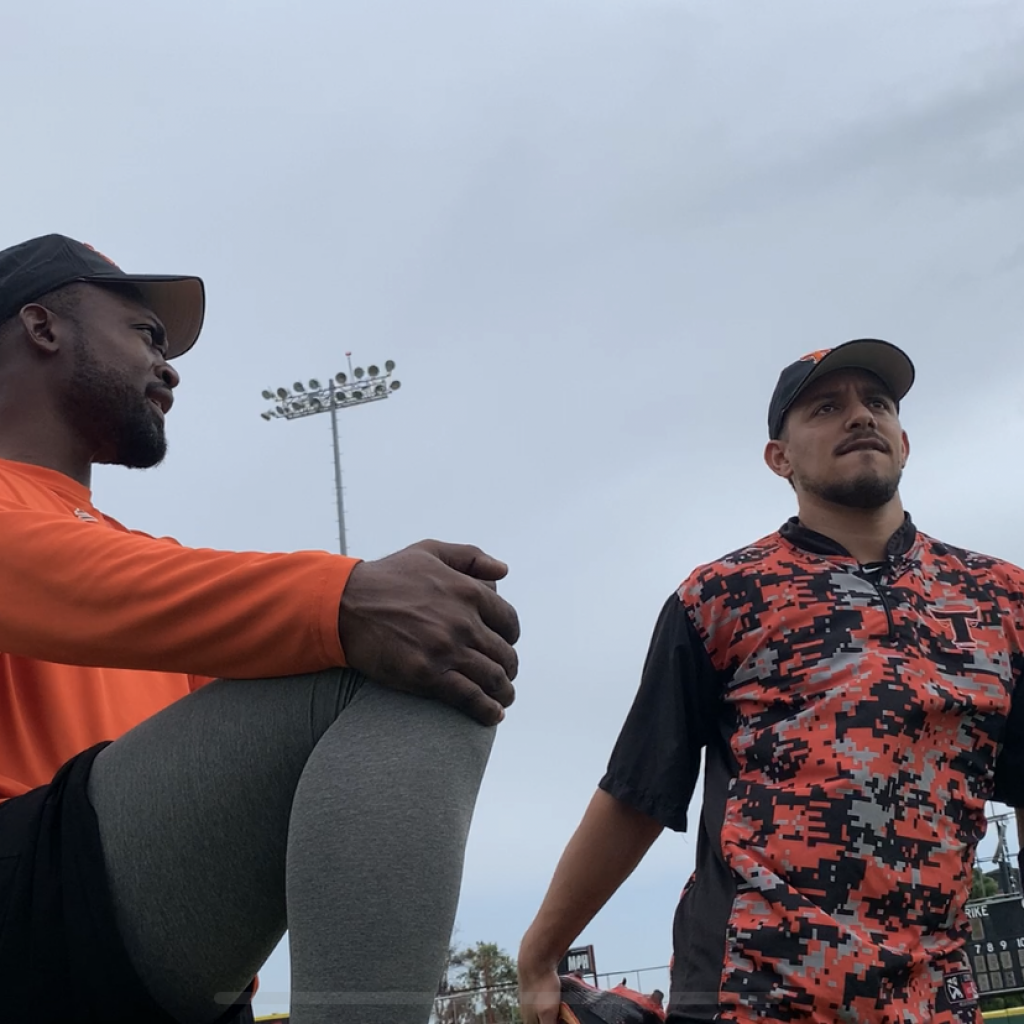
[457,942,521,1024]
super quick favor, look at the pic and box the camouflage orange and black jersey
[600,516,1024,1024]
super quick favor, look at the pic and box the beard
[65,331,167,469]
[800,466,902,510]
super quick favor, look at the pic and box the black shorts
[0,743,256,1024]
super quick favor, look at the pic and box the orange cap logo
[799,348,831,364]
[82,242,120,269]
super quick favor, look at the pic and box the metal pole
[329,380,347,556]
[996,818,1014,895]
[261,361,398,555]
[1016,809,1024,893]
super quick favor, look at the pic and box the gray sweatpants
[86,670,495,1024]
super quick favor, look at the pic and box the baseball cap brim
[78,272,205,360]
[791,338,914,408]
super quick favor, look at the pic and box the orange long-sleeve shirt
[0,457,360,800]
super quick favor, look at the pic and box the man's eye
[137,325,167,354]
[815,403,835,414]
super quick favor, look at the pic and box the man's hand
[518,962,562,1024]
[338,540,520,725]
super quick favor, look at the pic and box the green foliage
[435,939,522,1024]
[973,868,1000,899]
[980,991,1024,1012]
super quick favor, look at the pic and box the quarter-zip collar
[779,512,917,559]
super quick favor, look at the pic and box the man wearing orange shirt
[0,234,521,1024]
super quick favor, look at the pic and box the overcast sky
[5,0,1024,1013]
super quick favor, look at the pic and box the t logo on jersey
[933,609,980,650]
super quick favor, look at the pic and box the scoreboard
[967,895,1024,996]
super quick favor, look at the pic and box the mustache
[834,432,890,456]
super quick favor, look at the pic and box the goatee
[65,332,168,469]
[803,470,901,510]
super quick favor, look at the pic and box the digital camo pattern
[679,531,1024,1023]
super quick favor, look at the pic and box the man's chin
[96,442,168,470]
[803,470,901,510]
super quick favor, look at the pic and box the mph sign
[558,945,597,982]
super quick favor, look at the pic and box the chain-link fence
[432,980,521,1024]
[594,966,670,1008]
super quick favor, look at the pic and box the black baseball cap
[768,339,915,439]
[0,234,205,359]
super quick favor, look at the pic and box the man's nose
[156,360,180,390]
[846,401,877,430]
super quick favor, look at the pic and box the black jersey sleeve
[598,592,721,832]
[994,670,1024,807]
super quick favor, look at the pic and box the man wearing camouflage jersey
[519,339,1024,1024]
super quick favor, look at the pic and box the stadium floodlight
[258,356,402,555]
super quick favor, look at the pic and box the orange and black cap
[768,339,915,439]
[0,234,205,359]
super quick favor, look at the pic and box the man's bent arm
[520,788,663,971]
[519,594,715,1023]
[0,500,354,678]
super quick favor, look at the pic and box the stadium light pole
[259,357,401,555]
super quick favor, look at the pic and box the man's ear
[17,304,63,355]
[900,430,910,467]
[764,439,793,481]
